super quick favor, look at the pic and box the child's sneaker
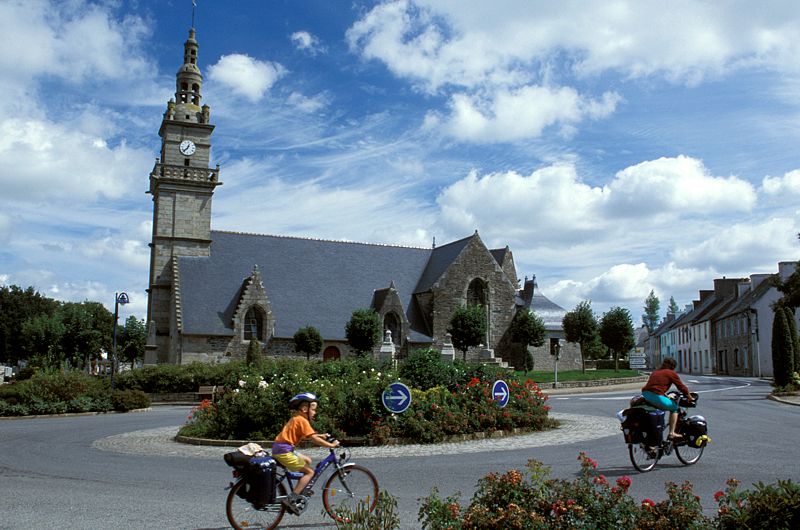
[281,493,302,515]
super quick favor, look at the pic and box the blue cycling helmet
[289,392,318,409]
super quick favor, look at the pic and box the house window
[243,306,265,341]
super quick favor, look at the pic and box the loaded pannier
[620,407,664,444]
[679,415,708,447]
[224,451,277,506]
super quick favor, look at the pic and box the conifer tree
[245,337,262,366]
[783,306,800,374]
[642,290,660,330]
[771,308,794,387]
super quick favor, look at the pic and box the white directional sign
[382,382,412,413]
[492,380,510,408]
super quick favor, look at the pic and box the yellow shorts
[273,451,307,472]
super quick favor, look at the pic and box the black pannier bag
[246,456,277,506]
[621,408,664,444]
[680,415,708,447]
[223,452,277,505]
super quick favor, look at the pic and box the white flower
[233,388,240,394]
[377,372,382,377]
[258,380,268,389]
[238,380,246,388]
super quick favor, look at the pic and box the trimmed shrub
[112,389,151,411]
[398,349,460,390]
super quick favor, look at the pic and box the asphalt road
[0,375,797,529]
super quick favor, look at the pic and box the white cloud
[0,118,152,201]
[291,31,324,54]
[208,54,286,102]
[671,217,800,270]
[604,155,757,216]
[761,169,800,196]
[287,91,328,113]
[436,86,621,142]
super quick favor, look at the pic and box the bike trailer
[619,407,664,444]
[680,415,709,447]
[223,451,277,506]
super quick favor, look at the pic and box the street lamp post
[111,292,130,389]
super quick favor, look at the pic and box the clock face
[179,139,196,156]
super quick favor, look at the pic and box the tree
[771,307,794,387]
[783,306,800,374]
[293,325,323,361]
[667,296,680,317]
[447,305,487,361]
[0,285,59,364]
[599,307,635,372]
[776,233,800,309]
[58,301,113,369]
[345,309,382,356]
[118,316,147,366]
[20,312,65,366]
[642,290,660,330]
[245,336,262,366]
[562,300,599,372]
[509,309,546,372]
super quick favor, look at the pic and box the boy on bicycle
[271,392,339,514]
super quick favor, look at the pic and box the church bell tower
[145,27,222,364]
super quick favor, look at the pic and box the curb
[0,407,152,421]
[767,394,800,406]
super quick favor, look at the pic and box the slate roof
[519,279,567,331]
[177,231,466,342]
[718,275,776,319]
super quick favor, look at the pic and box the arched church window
[192,83,200,93]
[467,278,487,307]
[244,306,265,341]
[384,312,401,345]
[181,82,188,91]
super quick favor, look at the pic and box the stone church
[144,28,574,367]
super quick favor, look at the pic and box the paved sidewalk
[768,393,800,406]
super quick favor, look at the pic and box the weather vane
[191,0,197,28]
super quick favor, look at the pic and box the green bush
[112,389,151,411]
[398,349,460,390]
[716,478,800,529]
[0,370,116,416]
[334,490,400,530]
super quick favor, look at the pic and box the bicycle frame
[280,447,346,495]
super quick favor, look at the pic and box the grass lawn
[513,369,642,383]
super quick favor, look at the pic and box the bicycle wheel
[226,479,287,530]
[675,441,704,465]
[322,464,379,522]
[629,443,659,472]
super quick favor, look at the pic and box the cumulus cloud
[0,118,152,201]
[208,54,286,102]
[291,31,324,54]
[761,169,800,196]
[603,155,757,216]
[435,86,621,142]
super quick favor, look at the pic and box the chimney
[779,261,799,281]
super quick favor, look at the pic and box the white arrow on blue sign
[382,382,412,413]
[492,380,510,408]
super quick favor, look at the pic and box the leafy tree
[118,316,147,366]
[642,290,660,330]
[667,296,680,317]
[447,305,487,361]
[345,309,382,356]
[245,336,262,366]
[59,301,113,369]
[562,300,599,371]
[20,312,65,366]
[509,309,546,372]
[783,306,800,374]
[772,307,794,387]
[599,307,635,372]
[0,285,59,363]
[293,325,323,361]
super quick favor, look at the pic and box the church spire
[171,28,208,124]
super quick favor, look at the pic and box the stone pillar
[441,333,455,363]
[379,330,396,363]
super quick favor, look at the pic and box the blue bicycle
[225,442,379,530]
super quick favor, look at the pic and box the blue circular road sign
[492,380,510,408]
[382,382,412,413]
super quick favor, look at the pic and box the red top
[641,368,690,397]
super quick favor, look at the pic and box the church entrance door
[323,346,341,361]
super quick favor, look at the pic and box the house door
[323,346,341,361]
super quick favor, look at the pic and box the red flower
[642,498,655,508]
[616,476,632,492]
[714,491,725,502]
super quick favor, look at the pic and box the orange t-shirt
[275,414,315,447]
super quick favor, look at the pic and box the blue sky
[1,0,799,327]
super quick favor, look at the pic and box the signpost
[382,382,412,413]
[629,348,647,370]
[492,380,510,408]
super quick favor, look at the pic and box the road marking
[574,381,752,400]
